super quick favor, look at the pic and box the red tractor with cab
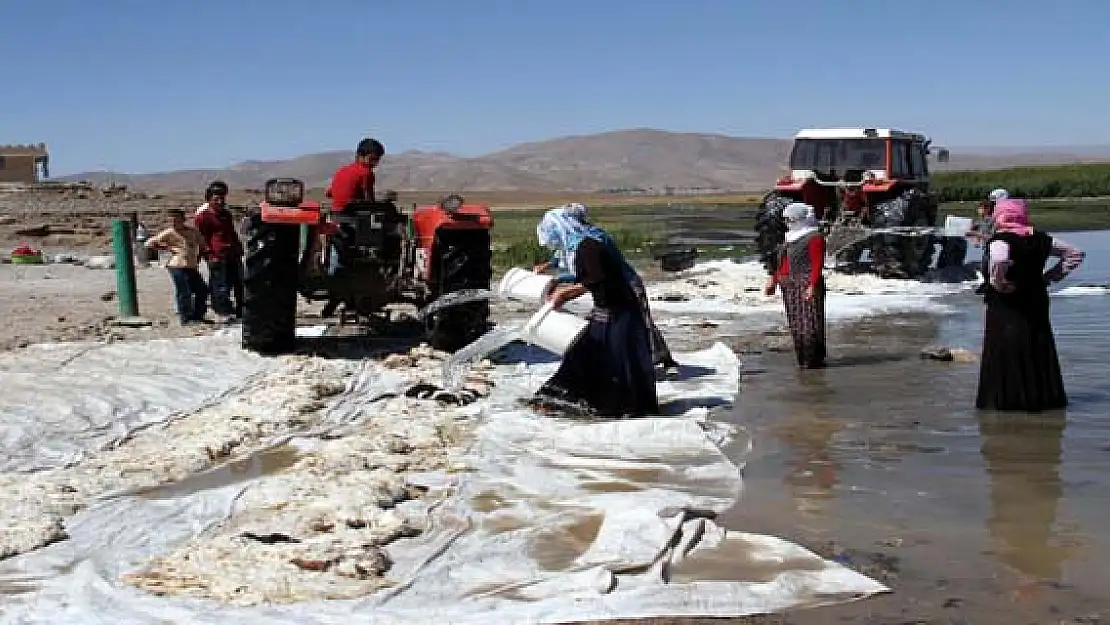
[241,178,494,355]
[754,128,968,278]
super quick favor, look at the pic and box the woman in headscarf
[534,203,679,371]
[976,198,1084,412]
[530,206,660,416]
[764,202,827,369]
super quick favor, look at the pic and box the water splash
[442,324,522,391]
[417,289,497,320]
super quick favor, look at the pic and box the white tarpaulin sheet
[0,334,269,473]
[0,333,886,624]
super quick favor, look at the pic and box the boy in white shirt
[145,209,210,325]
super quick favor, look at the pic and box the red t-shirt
[326,162,375,212]
[194,204,243,260]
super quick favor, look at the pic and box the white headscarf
[989,188,1009,202]
[783,202,819,243]
[562,202,590,223]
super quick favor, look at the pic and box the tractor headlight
[441,194,464,213]
[265,178,304,206]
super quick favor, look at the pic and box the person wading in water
[764,202,827,369]
[976,198,1084,412]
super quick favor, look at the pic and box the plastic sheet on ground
[0,339,886,624]
[0,333,270,472]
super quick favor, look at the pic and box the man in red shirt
[195,180,245,321]
[327,138,384,212]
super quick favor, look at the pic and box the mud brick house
[0,143,50,184]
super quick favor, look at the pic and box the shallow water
[134,444,301,500]
[722,230,1110,622]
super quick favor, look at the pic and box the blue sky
[3,0,1108,175]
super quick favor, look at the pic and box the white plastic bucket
[944,215,973,237]
[498,267,556,305]
[520,302,589,356]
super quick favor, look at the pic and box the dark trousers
[208,256,244,316]
[169,267,208,323]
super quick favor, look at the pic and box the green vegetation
[938,199,1110,233]
[488,204,753,270]
[486,197,1110,269]
[932,163,1110,201]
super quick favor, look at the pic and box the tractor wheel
[936,235,969,269]
[871,189,929,229]
[754,192,793,273]
[426,302,490,353]
[425,232,493,353]
[242,213,301,355]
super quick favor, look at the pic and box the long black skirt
[629,277,676,368]
[533,306,660,417]
[976,304,1067,412]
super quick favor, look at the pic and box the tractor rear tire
[242,213,301,355]
[866,189,934,277]
[754,192,792,273]
[936,235,969,269]
[425,232,493,353]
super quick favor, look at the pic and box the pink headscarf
[992,198,1034,236]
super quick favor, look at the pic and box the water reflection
[776,407,843,517]
[978,414,1073,583]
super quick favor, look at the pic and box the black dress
[976,231,1067,412]
[533,238,660,417]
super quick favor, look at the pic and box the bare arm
[548,283,589,309]
[1043,236,1085,283]
[144,229,169,250]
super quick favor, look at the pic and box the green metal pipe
[112,219,139,317]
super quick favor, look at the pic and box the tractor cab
[754,127,967,280]
[774,128,950,220]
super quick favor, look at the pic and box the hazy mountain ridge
[59,129,1110,193]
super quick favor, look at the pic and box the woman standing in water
[533,203,679,371]
[977,198,1084,412]
[530,207,660,416]
[764,202,827,369]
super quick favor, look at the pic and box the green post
[112,219,139,317]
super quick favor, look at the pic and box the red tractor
[240,178,494,355]
[754,128,968,278]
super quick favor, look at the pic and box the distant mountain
[58,129,1110,193]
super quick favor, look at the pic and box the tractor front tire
[754,192,792,273]
[242,213,301,355]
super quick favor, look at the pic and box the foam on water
[1053,284,1109,297]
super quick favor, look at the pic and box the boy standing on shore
[195,181,244,322]
[145,209,210,325]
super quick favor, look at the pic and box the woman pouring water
[764,202,828,369]
[529,207,660,416]
[533,203,679,372]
